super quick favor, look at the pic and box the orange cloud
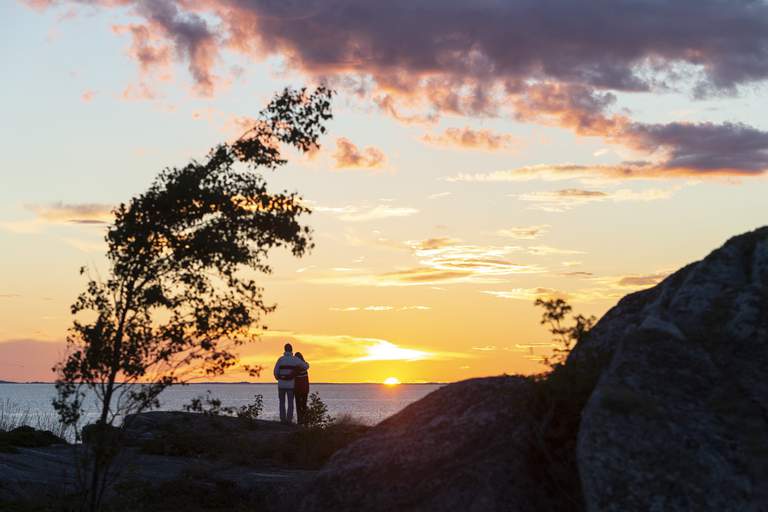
[496,225,550,240]
[25,202,114,224]
[333,138,386,169]
[421,127,518,151]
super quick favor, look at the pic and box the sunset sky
[2,0,767,383]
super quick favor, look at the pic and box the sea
[0,383,442,427]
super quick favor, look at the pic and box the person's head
[284,342,293,354]
[295,352,304,361]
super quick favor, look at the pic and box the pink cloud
[333,138,386,169]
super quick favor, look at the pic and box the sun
[383,377,401,386]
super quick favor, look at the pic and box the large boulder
[300,376,543,512]
[576,226,768,511]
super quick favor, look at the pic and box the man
[273,343,309,424]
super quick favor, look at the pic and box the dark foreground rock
[576,227,768,511]
[299,227,768,512]
[300,376,540,512]
[0,425,66,452]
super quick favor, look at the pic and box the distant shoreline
[0,381,446,386]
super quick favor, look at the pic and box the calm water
[0,383,442,426]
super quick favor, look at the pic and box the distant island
[0,381,50,384]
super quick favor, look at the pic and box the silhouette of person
[294,352,310,424]
[273,342,309,424]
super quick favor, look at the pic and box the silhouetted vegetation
[525,298,604,511]
[183,392,264,421]
[301,391,334,429]
[535,298,596,370]
[51,86,334,511]
[0,399,67,441]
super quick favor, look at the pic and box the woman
[293,352,310,425]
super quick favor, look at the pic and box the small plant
[302,392,334,429]
[236,394,263,421]
[183,392,263,422]
[183,391,226,416]
[535,298,596,369]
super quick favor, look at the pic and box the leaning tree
[53,87,333,511]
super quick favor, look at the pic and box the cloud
[128,1,219,95]
[561,271,594,277]
[26,202,114,224]
[311,238,544,287]
[311,201,419,222]
[613,272,671,288]
[333,138,386,169]
[496,225,550,240]
[407,237,461,250]
[526,246,586,256]
[32,0,768,175]
[421,127,518,151]
[259,330,462,364]
[0,338,66,382]
[81,89,96,102]
[428,192,452,200]
[66,0,768,96]
[329,305,431,312]
[113,24,171,77]
[626,121,768,174]
[444,164,618,183]
[482,288,564,301]
[519,187,676,212]
[339,205,418,222]
[483,270,671,304]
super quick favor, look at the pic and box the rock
[576,226,768,511]
[81,421,122,445]
[0,412,315,508]
[0,426,66,452]
[300,376,543,512]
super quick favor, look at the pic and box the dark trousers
[295,391,308,424]
[278,388,294,423]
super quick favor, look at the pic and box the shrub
[302,392,333,429]
[235,394,264,422]
[183,392,264,422]
[183,391,227,417]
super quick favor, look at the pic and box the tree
[534,298,596,369]
[52,86,333,511]
[528,298,598,508]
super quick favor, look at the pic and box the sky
[1,0,767,383]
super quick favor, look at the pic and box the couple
[273,343,311,425]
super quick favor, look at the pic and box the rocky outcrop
[576,226,768,511]
[300,376,541,512]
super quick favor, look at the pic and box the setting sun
[383,377,401,386]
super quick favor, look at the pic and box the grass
[0,399,69,452]
[0,399,68,438]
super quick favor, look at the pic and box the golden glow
[356,340,429,362]
[383,377,400,385]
